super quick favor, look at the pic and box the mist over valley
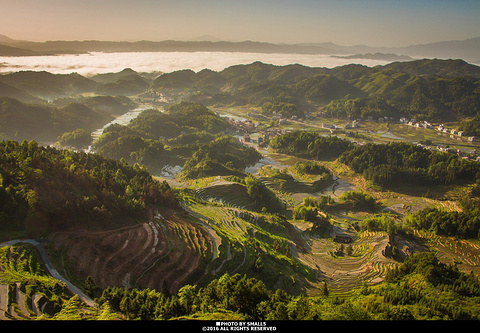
[0,51,395,76]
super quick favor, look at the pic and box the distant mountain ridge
[1,35,478,60]
[0,43,39,56]
[333,53,413,61]
[301,37,480,61]
[2,38,335,55]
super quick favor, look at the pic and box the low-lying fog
[0,51,393,76]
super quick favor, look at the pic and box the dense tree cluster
[98,274,278,320]
[259,93,304,119]
[405,206,480,239]
[244,175,285,213]
[180,136,261,179]
[292,160,330,176]
[57,128,92,149]
[269,130,354,160]
[378,252,480,319]
[395,179,480,239]
[358,215,397,234]
[459,114,480,136]
[0,140,177,237]
[338,142,480,187]
[338,190,377,212]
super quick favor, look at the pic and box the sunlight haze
[1,0,479,47]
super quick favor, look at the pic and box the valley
[1,58,480,320]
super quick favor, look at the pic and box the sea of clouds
[0,51,393,76]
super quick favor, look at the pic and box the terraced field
[185,202,253,276]
[195,180,257,211]
[413,230,480,276]
[0,282,49,320]
[293,227,398,294]
[47,208,212,294]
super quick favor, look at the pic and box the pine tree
[322,282,329,297]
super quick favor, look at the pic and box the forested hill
[0,70,153,101]
[381,58,480,77]
[0,96,135,143]
[0,140,178,239]
[0,71,97,100]
[151,59,480,122]
[93,101,261,177]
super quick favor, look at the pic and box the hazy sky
[1,0,479,47]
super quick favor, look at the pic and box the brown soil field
[46,208,212,294]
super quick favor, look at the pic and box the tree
[53,295,83,320]
[322,282,329,297]
[339,190,377,212]
[245,175,284,213]
[178,284,198,315]
[84,275,97,297]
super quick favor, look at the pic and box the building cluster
[225,117,257,133]
[399,117,432,129]
[435,124,476,142]
[416,142,479,161]
[397,118,476,142]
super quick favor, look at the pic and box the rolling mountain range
[1,58,480,145]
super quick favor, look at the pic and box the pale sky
[1,0,479,47]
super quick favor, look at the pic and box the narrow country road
[0,239,96,307]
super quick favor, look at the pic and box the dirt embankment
[47,208,212,295]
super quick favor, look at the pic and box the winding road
[0,239,96,307]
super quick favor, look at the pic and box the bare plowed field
[47,209,212,294]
